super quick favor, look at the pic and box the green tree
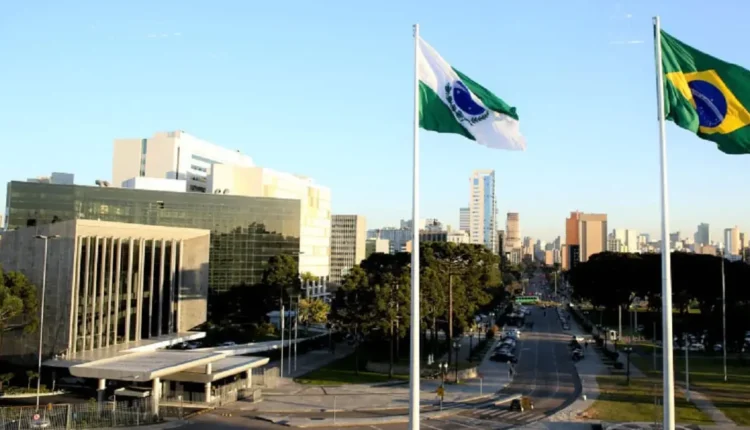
[300,272,317,284]
[332,265,373,374]
[298,298,330,335]
[26,370,38,390]
[262,254,302,303]
[0,372,13,391]
[0,266,39,350]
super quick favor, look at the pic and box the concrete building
[459,207,470,232]
[329,215,366,285]
[565,211,607,269]
[724,226,741,256]
[368,228,411,254]
[696,244,718,256]
[365,238,390,258]
[27,172,75,185]
[469,170,497,253]
[447,230,470,244]
[112,130,254,192]
[694,223,710,246]
[544,250,554,266]
[505,213,521,252]
[208,164,331,278]
[5,181,300,296]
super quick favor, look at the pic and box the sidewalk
[265,342,354,381]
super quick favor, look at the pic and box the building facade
[5,181,300,295]
[365,238,390,258]
[694,223,710,246]
[469,170,497,253]
[724,226,741,256]
[112,131,255,192]
[505,212,521,252]
[564,211,607,268]
[329,215,366,285]
[459,207,470,232]
[0,220,209,361]
[208,164,331,278]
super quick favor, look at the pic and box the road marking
[420,423,443,430]
[435,417,481,429]
[369,426,383,430]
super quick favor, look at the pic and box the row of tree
[331,242,504,375]
[0,265,38,346]
[568,252,750,343]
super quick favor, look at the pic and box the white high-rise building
[469,170,497,253]
[112,130,254,191]
[459,207,470,232]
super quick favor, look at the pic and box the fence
[252,366,279,388]
[0,398,157,430]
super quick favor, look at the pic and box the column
[148,240,156,338]
[135,238,145,341]
[176,240,184,332]
[125,238,134,343]
[97,378,106,403]
[168,239,177,334]
[98,237,108,348]
[105,238,115,347]
[82,237,91,351]
[90,237,99,349]
[204,382,212,403]
[158,239,166,336]
[246,370,252,389]
[70,236,82,355]
[113,239,123,345]
[151,377,161,417]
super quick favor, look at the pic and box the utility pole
[288,295,293,376]
[618,305,623,341]
[294,295,299,372]
[448,274,453,364]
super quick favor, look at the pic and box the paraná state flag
[417,37,526,150]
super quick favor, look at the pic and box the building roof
[69,350,226,381]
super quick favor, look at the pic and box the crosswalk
[466,405,548,425]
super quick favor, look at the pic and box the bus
[515,295,540,305]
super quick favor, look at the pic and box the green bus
[515,295,540,304]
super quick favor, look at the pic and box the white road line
[420,422,443,430]
[435,417,481,429]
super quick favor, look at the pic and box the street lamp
[468,329,474,362]
[34,234,59,411]
[438,362,448,410]
[623,346,633,385]
[452,340,461,383]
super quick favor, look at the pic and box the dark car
[510,397,534,412]
[491,352,518,363]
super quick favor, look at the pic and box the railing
[0,399,157,429]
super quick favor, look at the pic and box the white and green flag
[417,37,526,150]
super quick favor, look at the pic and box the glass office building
[5,181,301,295]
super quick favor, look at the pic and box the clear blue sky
[2,0,749,242]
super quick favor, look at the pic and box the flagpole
[409,23,421,430]
[653,16,676,430]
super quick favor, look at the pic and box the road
[176,273,581,429]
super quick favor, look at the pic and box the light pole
[684,334,690,401]
[720,251,727,382]
[294,295,299,372]
[452,340,460,383]
[468,329,474,362]
[34,234,59,410]
[439,362,448,410]
[623,346,633,385]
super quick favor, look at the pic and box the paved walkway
[229,335,511,413]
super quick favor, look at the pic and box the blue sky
[2,0,749,242]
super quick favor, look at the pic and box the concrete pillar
[82,237,91,350]
[148,240,156,338]
[176,239,184,332]
[151,377,161,417]
[98,237,107,348]
[90,237,99,349]
[97,378,106,403]
[125,238,134,343]
[70,236,82,355]
[246,370,252,388]
[158,239,166,336]
[204,382,212,403]
[105,238,115,347]
[113,238,123,345]
[168,239,177,334]
[135,238,145,341]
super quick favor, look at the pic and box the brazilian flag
[661,30,750,154]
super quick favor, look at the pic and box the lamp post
[439,362,448,410]
[684,334,690,401]
[452,340,460,383]
[623,346,633,385]
[468,329,474,362]
[34,234,59,411]
[720,250,727,382]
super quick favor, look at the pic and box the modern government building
[0,131,338,412]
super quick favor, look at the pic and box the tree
[301,272,317,284]
[0,372,13,391]
[262,254,302,303]
[298,298,330,335]
[0,266,39,349]
[26,370,38,390]
[332,266,373,374]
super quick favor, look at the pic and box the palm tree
[0,372,13,391]
[26,370,38,390]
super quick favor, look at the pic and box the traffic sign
[436,386,445,398]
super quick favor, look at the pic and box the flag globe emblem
[689,80,727,128]
[444,80,490,125]
[452,81,486,116]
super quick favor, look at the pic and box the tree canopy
[0,265,38,334]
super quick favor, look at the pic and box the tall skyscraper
[564,211,607,268]
[330,215,367,285]
[505,212,521,252]
[459,207,470,232]
[724,226,740,256]
[694,223,710,246]
[469,170,497,253]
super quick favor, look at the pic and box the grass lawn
[295,353,408,386]
[585,375,712,424]
[632,353,750,425]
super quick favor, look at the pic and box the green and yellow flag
[661,30,750,154]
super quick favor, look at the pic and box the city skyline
[4,2,750,243]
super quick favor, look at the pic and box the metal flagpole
[721,250,727,382]
[409,22,421,430]
[653,16,676,430]
[280,304,285,378]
